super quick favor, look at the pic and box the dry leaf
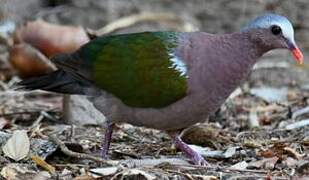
[60,169,73,179]
[283,157,298,167]
[2,130,30,161]
[250,87,288,103]
[0,20,16,39]
[112,169,156,180]
[258,149,275,158]
[9,43,56,78]
[230,161,248,170]
[0,118,11,129]
[191,175,219,180]
[223,146,239,158]
[14,20,89,57]
[248,157,279,170]
[10,20,89,78]
[296,161,309,175]
[32,171,51,180]
[0,166,17,180]
[31,156,56,174]
[284,147,304,160]
[73,175,96,180]
[182,125,220,148]
[90,167,118,177]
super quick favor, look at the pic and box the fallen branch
[87,12,197,37]
[0,90,55,97]
[292,107,309,120]
[0,110,58,117]
[48,133,112,165]
[285,119,309,130]
[118,158,189,168]
[174,164,269,174]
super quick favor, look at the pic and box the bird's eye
[271,25,282,35]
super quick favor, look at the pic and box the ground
[0,0,309,179]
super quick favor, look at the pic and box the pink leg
[172,134,209,166]
[101,122,114,159]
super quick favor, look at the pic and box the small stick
[29,112,44,130]
[173,164,269,174]
[48,133,113,165]
[118,158,189,168]
[87,12,196,37]
[285,119,309,130]
[292,107,309,119]
[0,110,58,117]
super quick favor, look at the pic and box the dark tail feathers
[17,70,87,95]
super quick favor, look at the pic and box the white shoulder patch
[168,53,187,77]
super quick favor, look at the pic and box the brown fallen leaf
[9,43,56,78]
[181,125,223,148]
[248,157,279,170]
[14,19,89,57]
[0,166,17,180]
[0,117,11,129]
[259,150,274,158]
[10,20,90,78]
[283,147,304,160]
[73,175,96,180]
[113,169,156,180]
[270,142,286,160]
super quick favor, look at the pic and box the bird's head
[242,13,303,64]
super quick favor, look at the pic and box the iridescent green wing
[75,32,187,108]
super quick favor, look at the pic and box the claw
[191,153,209,166]
[172,134,209,166]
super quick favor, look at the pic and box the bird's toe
[191,153,209,166]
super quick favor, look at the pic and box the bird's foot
[190,151,209,166]
[101,147,108,159]
[172,135,209,166]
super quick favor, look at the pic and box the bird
[18,13,304,165]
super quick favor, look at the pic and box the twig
[248,110,260,128]
[28,44,57,71]
[29,112,44,130]
[0,110,58,117]
[173,164,269,174]
[283,147,304,160]
[292,106,309,119]
[87,12,197,37]
[0,80,9,90]
[41,111,58,122]
[48,134,112,165]
[285,119,309,130]
[118,158,190,168]
[0,90,55,96]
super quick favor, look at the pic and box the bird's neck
[229,31,267,63]
[236,30,275,57]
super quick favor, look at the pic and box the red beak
[291,47,304,65]
[288,43,304,65]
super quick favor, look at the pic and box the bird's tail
[16,70,87,95]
